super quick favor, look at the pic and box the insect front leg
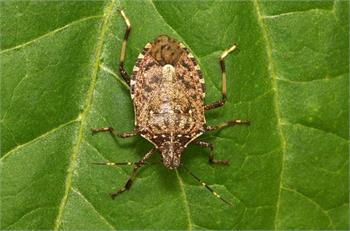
[110,147,157,199]
[91,127,138,138]
[119,10,132,86]
[205,43,238,110]
[205,119,250,132]
[193,140,229,165]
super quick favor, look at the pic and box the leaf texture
[1,0,348,229]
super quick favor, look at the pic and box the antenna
[91,161,133,166]
[182,165,233,207]
[91,160,159,167]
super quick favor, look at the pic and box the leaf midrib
[53,0,116,229]
[0,15,103,158]
[253,1,338,229]
[254,1,341,229]
[149,1,258,229]
[253,0,287,229]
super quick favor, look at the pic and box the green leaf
[1,0,348,229]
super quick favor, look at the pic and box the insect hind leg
[110,147,157,199]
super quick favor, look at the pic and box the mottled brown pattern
[132,35,205,169]
[92,10,250,205]
[149,35,184,66]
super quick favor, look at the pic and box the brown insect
[92,10,250,205]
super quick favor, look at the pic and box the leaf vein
[1,73,30,122]
[253,1,288,229]
[0,15,103,54]
[175,170,193,231]
[53,0,116,229]
[276,72,347,84]
[262,8,333,19]
[4,206,56,230]
[150,1,198,228]
[71,188,116,230]
[282,121,349,142]
[282,186,335,229]
[99,64,129,89]
[0,119,78,161]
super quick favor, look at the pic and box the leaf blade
[1,0,348,230]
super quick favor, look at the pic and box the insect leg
[193,140,229,165]
[206,119,250,132]
[110,147,157,199]
[91,127,138,138]
[205,44,238,110]
[119,10,131,86]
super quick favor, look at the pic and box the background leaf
[1,0,348,230]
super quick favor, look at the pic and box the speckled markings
[132,35,206,169]
[91,10,250,205]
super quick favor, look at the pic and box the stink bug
[92,10,250,205]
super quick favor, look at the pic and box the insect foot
[90,9,250,206]
[210,159,230,165]
[91,127,113,135]
[110,179,132,199]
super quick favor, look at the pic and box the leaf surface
[1,0,348,229]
